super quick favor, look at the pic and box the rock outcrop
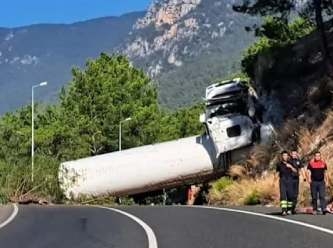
[123,0,255,74]
[121,0,257,108]
[252,19,333,126]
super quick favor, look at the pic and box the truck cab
[200,78,262,167]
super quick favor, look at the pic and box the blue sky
[0,0,151,28]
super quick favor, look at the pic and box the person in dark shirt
[276,151,297,216]
[289,150,306,214]
[307,152,329,215]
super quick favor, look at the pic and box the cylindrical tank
[59,135,220,199]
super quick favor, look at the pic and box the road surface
[0,205,333,248]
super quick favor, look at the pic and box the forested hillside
[0,54,204,203]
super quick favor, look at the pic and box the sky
[0,0,151,28]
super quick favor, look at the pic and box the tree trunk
[313,0,333,75]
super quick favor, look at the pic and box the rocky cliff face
[126,0,202,74]
[121,0,257,108]
[252,20,333,126]
[135,0,201,29]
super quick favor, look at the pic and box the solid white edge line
[97,206,158,248]
[0,204,18,230]
[185,205,333,235]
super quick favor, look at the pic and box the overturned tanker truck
[59,78,271,199]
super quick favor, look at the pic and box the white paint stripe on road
[187,206,333,236]
[0,204,18,230]
[97,206,158,248]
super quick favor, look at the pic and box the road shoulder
[225,205,333,231]
[0,204,16,227]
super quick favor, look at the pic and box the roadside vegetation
[0,54,204,204]
[242,17,315,77]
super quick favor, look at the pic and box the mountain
[122,0,257,108]
[0,12,144,114]
[0,0,258,114]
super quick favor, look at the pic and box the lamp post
[119,117,132,151]
[31,81,48,182]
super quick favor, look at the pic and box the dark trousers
[291,178,299,210]
[280,178,294,211]
[310,181,326,211]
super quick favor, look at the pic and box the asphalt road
[0,205,14,224]
[1,205,333,248]
[124,206,333,248]
[0,206,147,248]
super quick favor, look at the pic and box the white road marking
[0,204,18,230]
[187,205,333,235]
[97,206,158,248]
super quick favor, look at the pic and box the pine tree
[233,0,333,72]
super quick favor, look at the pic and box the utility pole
[31,81,48,182]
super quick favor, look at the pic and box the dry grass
[298,179,311,207]
[209,172,315,207]
[298,112,333,158]
[228,165,248,179]
[297,127,314,155]
[209,173,279,206]
[243,144,278,177]
[277,119,299,148]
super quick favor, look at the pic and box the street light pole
[31,81,47,182]
[119,117,132,151]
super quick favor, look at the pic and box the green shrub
[0,155,64,203]
[242,17,315,77]
[0,191,9,205]
[242,37,272,78]
[212,177,234,192]
[244,190,261,205]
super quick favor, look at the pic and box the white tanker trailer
[59,78,270,199]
